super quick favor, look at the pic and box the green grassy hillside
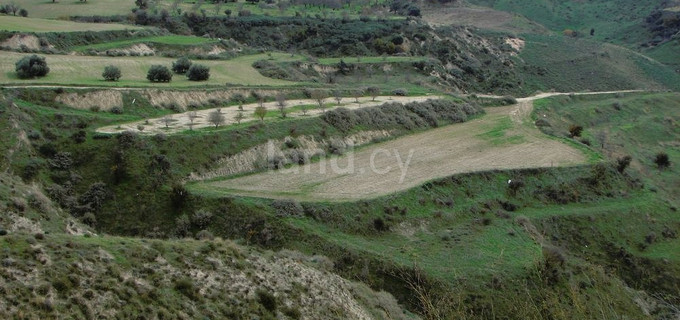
[515,34,680,93]
[468,0,659,44]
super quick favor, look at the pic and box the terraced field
[0,51,298,87]
[191,92,633,201]
[97,95,441,135]
[0,15,141,32]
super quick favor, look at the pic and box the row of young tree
[14,55,210,82]
[150,87,384,132]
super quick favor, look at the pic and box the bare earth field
[190,92,640,201]
[97,95,441,134]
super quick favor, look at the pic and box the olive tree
[15,55,49,79]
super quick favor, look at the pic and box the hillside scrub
[0,233,413,319]
[321,99,482,133]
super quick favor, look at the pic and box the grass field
[517,34,680,93]
[468,0,658,45]
[72,35,218,52]
[187,92,638,201]
[0,15,142,32]
[0,51,299,87]
[533,91,680,205]
[12,0,136,19]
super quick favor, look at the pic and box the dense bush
[655,152,670,169]
[172,57,192,74]
[321,99,482,133]
[15,55,49,79]
[102,65,121,81]
[186,64,210,81]
[147,65,172,82]
[271,200,304,217]
[389,0,420,17]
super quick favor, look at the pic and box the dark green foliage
[135,0,149,9]
[616,155,632,173]
[102,65,121,81]
[174,277,199,300]
[568,124,583,138]
[186,64,210,81]
[271,200,303,217]
[147,65,172,82]
[655,152,670,169]
[191,209,213,229]
[321,100,482,133]
[172,57,192,74]
[18,8,27,17]
[15,55,49,79]
[389,0,421,17]
[77,182,109,214]
[256,288,277,312]
[171,184,189,209]
[373,218,389,231]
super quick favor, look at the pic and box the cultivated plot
[0,52,297,87]
[0,15,142,32]
[192,92,633,201]
[96,95,440,135]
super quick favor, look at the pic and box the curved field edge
[189,92,636,201]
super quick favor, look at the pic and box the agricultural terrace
[0,15,142,32]
[97,95,441,135]
[0,52,299,87]
[188,92,636,201]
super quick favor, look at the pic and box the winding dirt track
[191,91,639,201]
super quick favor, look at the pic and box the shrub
[102,65,121,81]
[174,277,199,300]
[256,288,277,312]
[110,106,123,114]
[654,152,670,169]
[175,214,190,237]
[191,209,213,228]
[172,57,192,74]
[15,55,49,79]
[616,155,632,173]
[392,88,407,96]
[568,124,583,138]
[18,8,27,17]
[195,230,214,240]
[501,96,517,105]
[373,218,389,231]
[49,152,73,170]
[271,199,303,217]
[535,118,551,127]
[186,64,210,81]
[147,65,172,82]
